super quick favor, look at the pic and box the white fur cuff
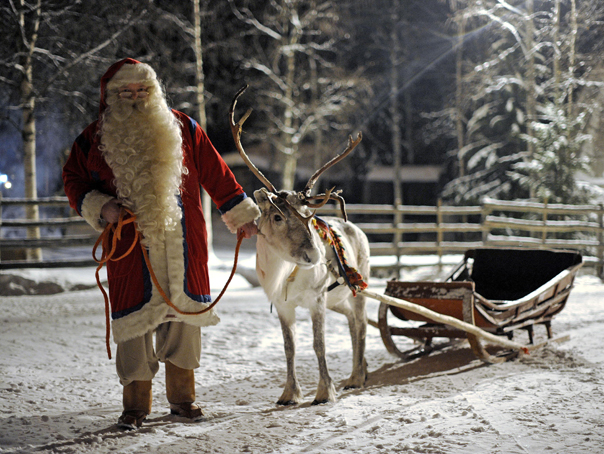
[81,190,116,232]
[221,197,261,234]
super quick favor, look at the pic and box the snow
[1,252,604,454]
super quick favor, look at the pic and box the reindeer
[230,86,370,405]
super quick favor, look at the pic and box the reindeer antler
[302,132,362,198]
[230,87,314,232]
[305,189,349,221]
[300,133,362,222]
[229,86,361,225]
[229,85,277,193]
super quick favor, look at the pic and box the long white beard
[99,95,185,245]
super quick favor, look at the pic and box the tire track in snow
[297,414,384,453]
[446,373,531,454]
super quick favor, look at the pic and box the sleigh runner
[375,247,583,363]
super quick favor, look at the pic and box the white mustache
[109,98,150,122]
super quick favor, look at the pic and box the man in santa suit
[63,58,260,430]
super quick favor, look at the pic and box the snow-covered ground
[1,250,604,454]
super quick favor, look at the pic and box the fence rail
[1,195,603,274]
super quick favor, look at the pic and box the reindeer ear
[253,189,270,209]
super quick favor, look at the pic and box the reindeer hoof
[343,378,366,390]
[344,367,368,389]
[277,399,299,406]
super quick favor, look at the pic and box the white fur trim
[111,292,170,344]
[221,197,261,234]
[106,62,157,91]
[81,190,115,232]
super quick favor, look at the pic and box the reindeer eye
[273,214,283,223]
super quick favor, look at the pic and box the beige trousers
[116,321,201,386]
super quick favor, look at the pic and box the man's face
[108,83,152,121]
[118,83,149,100]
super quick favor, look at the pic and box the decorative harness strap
[312,216,368,296]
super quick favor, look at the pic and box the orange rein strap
[94,207,245,359]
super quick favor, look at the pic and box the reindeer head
[253,189,322,267]
[229,85,362,240]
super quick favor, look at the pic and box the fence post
[481,200,490,246]
[598,204,604,278]
[436,198,443,267]
[0,192,2,263]
[394,201,402,279]
[542,198,548,245]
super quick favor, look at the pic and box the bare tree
[228,0,369,191]
[1,1,146,260]
[192,0,215,256]
[347,0,454,199]
[14,0,42,260]
[138,1,247,254]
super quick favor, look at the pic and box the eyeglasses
[118,88,149,99]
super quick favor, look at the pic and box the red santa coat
[62,59,260,343]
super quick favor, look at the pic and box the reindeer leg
[344,293,368,389]
[310,297,336,405]
[276,305,303,406]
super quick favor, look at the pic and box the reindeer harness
[313,216,368,296]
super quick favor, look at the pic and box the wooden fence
[0,195,97,269]
[1,195,603,274]
[319,197,604,274]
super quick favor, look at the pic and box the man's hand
[237,221,258,239]
[101,198,122,224]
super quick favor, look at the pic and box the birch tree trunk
[553,0,561,106]
[390,0,403,274]
[455,13,466,177]
[280,29,299,191]
[525,0,536,160]
[390,5,403,207]
[19,0,42,261]
[567,0,577,119]
[193,0,215,257]
[310,56,324,184]
[402,7,414,166]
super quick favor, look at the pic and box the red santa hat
[98,58,158,115]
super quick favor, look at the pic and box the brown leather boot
[117,380,152,430]
[165,361,204,421]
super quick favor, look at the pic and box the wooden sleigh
[376,248,583,363]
